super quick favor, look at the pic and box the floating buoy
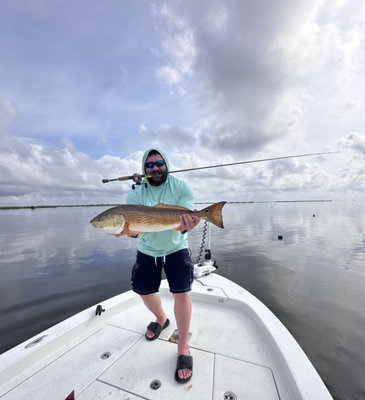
[278,235,283,240]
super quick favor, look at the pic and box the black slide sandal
[175,355,193,383]
[145,319,170,341]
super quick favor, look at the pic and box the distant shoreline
[0,204,119,210]
[0,200,335,210]
[226,200,332,203]
[197,200,334,204]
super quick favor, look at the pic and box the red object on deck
[65,391,75,400]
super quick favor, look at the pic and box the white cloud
[150,47,162,58]
[338,132,365,155]
[139,124,195,151]
[155,65,182,85]
[1,0,365,205]
[139,124,147,132]
[150,0,365,160]
[0,128,144,205]
[0,126,363,206]
[0,98,17,135]
[152,3,196,88]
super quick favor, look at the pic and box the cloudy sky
[1,0,364,206]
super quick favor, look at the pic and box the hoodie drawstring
[154,256,166,267]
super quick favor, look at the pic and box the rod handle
[102,177,129,183]
[118,176,133,181]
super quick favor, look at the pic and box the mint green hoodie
[126,148,194,257]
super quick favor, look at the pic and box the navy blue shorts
[131,249,194,295]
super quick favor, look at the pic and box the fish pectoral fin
[126,223,130,237]
[154,203,191,211]
[134,231,143,235]
[173,226,184,232]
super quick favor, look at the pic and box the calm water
[0,202,364,400]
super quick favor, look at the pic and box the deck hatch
[78,381,144,399]
[98,339,214,400]
[214,355,280,400]
[1,326,141,400]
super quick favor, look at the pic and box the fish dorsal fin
[153,203,191,212]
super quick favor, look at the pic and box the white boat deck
[0,273,332,400]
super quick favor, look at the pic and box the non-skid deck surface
[1,292,285,400]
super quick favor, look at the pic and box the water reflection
[0,203,364,400]
[193,202,365,400]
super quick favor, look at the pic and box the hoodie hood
[142,148,170,186]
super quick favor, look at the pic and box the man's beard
[147,171,168,186]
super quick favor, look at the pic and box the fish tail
[199,201,226,228]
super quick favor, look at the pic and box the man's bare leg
[140,293,167,339]
[172,292,192,380]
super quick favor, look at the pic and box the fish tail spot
[200,201,226,228]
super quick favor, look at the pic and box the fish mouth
[90,220,108,231]
[90,223,102,230]
[92,223,123,235]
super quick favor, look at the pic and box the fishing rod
[102,151,340,188]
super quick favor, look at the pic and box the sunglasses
[145,160,166,168]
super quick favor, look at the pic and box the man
[116,148,200,383]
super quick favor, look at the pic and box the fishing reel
[102,173,148,189]
[131,173,147,190]
[131,172,168,189]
